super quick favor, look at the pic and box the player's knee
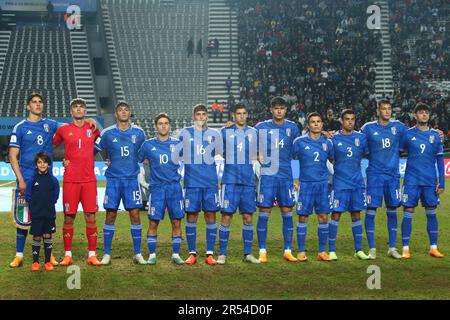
[331,212,341,221]
[403,207,415,212]
[221,213,232,225]
[33,236,42,241]
[298,215,308,223]
[318,214,328,223]
[43,233,51,239]
[242,214,253,225]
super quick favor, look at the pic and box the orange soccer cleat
[205,255,218,265]
[316,252,332,262]
[44,262,54,271]
[184,254,198,265]
[297,252,308,262]
[31,262,40,271]
[50,256,59,266]
[59,255,73,266]
[87,255,102,266]
[283,251,298,262]
[10,256,23,268]
[429,248,444,258]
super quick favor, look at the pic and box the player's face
[193,111,207,127]
[71,103,86,120]
[415,109,430,124]
[36,159,49,174]
[233,108,248,126]
[27,97,43,116]
[308,116,323,134]
[341,113,355,132]
[271,105,286,121]
[116,106,131,122]
[377,103,392,121]
[156,117,170,136]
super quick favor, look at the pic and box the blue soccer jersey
[95,124,146,179]
[402,127,444,187]
[220,124,257,186]
[331,131,368,190]
[177,126,221,188]
[255,119,300,178]
[9,118,58,181]
[138,137,182,186]
[361,120,406,179]
[292,135,334,182]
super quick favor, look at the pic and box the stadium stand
[101,0,209,136]
[0,25,79,117]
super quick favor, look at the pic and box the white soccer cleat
[100,254,111,265]
[387,248,402,259]
[217,255,226,265]
[368,248,377,260]
[244,254,260,264]
[133,254,147,265]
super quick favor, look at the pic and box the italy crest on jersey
[355,138,360,147]
[206,135,212,144]
[429,135,435,144]
[322,143,327,151]
[248,134,252,143]
[391,127,397,135]
[131,135,136,144]
[286,128,291,137]
[170,144,175,153]
[43,123,49,133]
[87,129,92,137]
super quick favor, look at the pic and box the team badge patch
[402,194,408,203]
[286,128,291,137]
[258,194,264,204]
[185,199,190,208]
[104,195,108,205]
[322,143,327,151]
[95,137,101,144]
[391,127,397,135]
[87,129,92,137]
[366,195,371,204]
[131,135,136,144]
[170,144,175,153]
[223,200,229,209]
[64,203,70,212]
[429,135,435,143]
[296,202,302,210]
[10,135,17,143]
[355,138,360,147]
[333,199,340,209]
[150,207,155,216]
[43,123,49,132]
[248,134,252,142]
[11,190,31,230]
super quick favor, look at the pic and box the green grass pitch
[0,179,449,300]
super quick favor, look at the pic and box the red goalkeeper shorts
[62,181,98,214]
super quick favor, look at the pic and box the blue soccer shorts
[402,185,440,208]
[331,188,366,213]
[148,183,184,220]
[257,175,295,208]
[104,177,142,211]
[184,186,220,213]
[221,184,256,214]
[296,181,331,215]
[366,174,401,208]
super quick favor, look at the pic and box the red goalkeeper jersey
[53,122,100,182]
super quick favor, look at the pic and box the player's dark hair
[34,152,52,166]
[307,112,322,124]
[340,109,355,119]
[154,112,171,126]
[115,101,130,111]
[270,96,286,108]
[233,103,247,113]
[192,104,207,115]
[377,99,391,109]
[413,102,431,113]
[27,92,44,105]
[70,97,86,108]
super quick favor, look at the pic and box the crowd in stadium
[232,0,449,142]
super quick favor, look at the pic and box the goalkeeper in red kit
[53,98,102,266]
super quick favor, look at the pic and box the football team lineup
[4,93,447,274]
